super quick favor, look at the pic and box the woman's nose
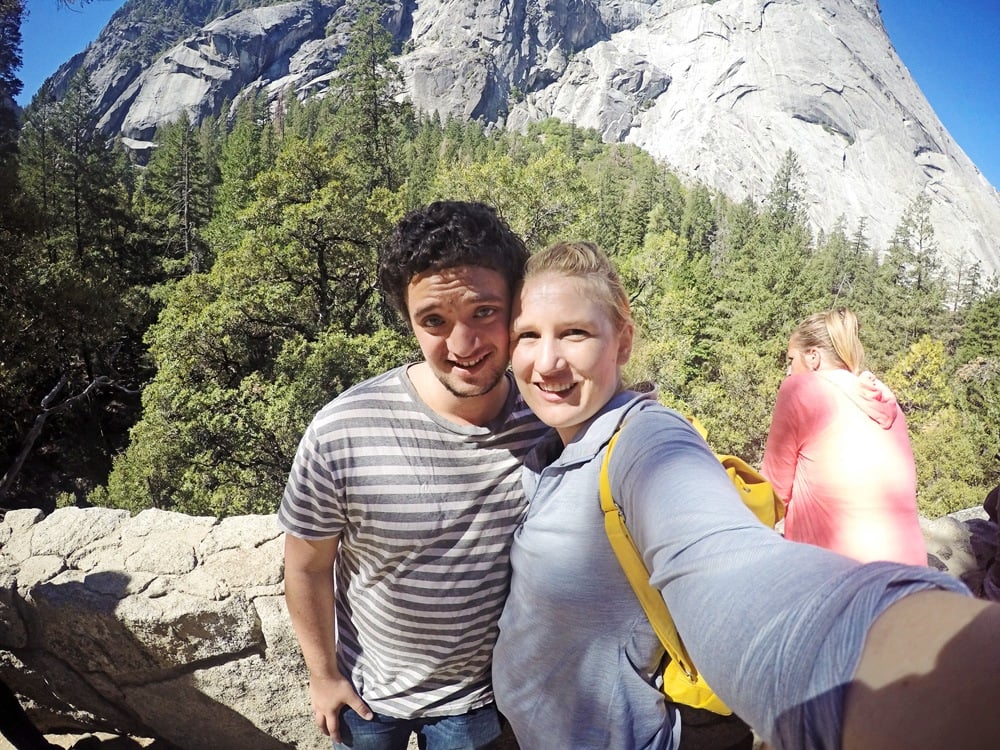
[536,338,566,373]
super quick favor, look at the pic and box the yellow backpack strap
[686,415,709,441]
[599,429,700,683]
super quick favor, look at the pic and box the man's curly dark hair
[379,201,529,321]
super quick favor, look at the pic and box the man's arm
[843,590,1000,750]
[283,533,373,741]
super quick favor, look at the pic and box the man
[278,201,547,750]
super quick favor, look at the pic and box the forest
[1,1,998,520]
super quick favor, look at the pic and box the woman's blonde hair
[524,241,632,333]
[791,307,865,374]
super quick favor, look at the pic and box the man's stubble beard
[438,365,507,400]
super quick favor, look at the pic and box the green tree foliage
[134,112,214,276]
[325,0,413,192]
[885,337,997,515]
[20,71,130,261]
[3,30,995,517]
[679,183,717,255]
[4,71,146,508]
[885,336,954,424]
[97,133,409,515]
[0,0,22,222]
[710,154,821,350]
[202,93,276,255]
[956,290,1000,363]
[874,194,950,351]
[682,153,824,461]
[763,149,807,233]
[95,328,412,515]
[953,356,1000,485]
[429,146,596,250]
[621,229,712,404]
[910,406,995,517]
[403,114,445,208]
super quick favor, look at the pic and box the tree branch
[0,374,135,506]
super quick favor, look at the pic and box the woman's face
[785,341,817,376]
[511,273,633,444]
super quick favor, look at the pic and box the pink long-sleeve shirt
[761,368,927,565]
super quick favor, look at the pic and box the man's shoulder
[298,366,418,441]
[316,365,411,413]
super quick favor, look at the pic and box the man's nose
[448,320,479,355]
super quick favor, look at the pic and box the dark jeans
[335,703,502,750]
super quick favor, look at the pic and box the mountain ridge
[45,0,1000,274]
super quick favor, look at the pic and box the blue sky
[16,0,1000,189]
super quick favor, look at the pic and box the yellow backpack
[598,418,784,715]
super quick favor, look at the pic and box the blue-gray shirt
[493,390,967,749]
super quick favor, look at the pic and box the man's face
[405,265,511,400]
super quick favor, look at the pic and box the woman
[492,241,993,750]
[760,308,926,564]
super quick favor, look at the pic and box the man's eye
[422,316,444,328]
[475,307,498,318]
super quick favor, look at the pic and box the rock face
[48,0,1000,276]
[922,505,999,598]
[0,507,321,750]
[1,503,998,746]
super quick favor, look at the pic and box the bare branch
[0,373,134,506]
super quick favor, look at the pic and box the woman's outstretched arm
[843,590,1000,750]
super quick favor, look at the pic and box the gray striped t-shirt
[278,365,548,719]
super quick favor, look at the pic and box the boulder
[0,507,320,750]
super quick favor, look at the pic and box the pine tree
[0,0,23,224]
[202,92,274,256]
[679,183,717,256]
[134,112,213,277]
[97,128,408,515]
[956,290,1000,363]
[20,71,129,263]
[4,64,145,508]
[403,114,444,208]
[763,149,806,233]
[329,0,412,192]
[875,194,950,350]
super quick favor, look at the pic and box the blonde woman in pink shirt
[761,308,927,565]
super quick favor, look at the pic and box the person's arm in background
[284,534,373,743]
[760,376,805,505]
[843,590,1000,750]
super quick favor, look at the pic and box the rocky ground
[0,734,161,749]
[0,729,508,749]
